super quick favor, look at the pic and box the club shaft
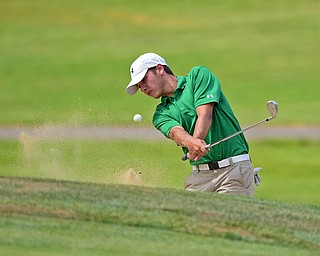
[182,116,273,161]
[206,116,272,149]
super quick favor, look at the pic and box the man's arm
[168,103,214,161]
[168,126,207,161]
[193,103,214,140]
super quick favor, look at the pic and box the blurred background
[1,0,319,204]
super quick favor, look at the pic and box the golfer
[125,52,254,196]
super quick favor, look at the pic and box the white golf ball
[133,114,142,122]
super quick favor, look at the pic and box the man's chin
[149,92,160,99]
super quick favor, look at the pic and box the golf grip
[181,154,188,161]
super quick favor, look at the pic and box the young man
[126,52,254,196]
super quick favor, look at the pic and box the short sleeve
[153,105,181,138]
[190,67,221,108]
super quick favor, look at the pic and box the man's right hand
[169,126,208,161]
[185,138,208,161]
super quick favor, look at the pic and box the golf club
[182,100,278,161]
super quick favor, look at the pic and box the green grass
[0,0,319,125]
[251,140,320,205]
[1,1,319,253]
[1,139,319,205]
[0,176,319,256]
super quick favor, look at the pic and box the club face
[267,100,278,119]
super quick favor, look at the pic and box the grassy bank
[0,176,319,255]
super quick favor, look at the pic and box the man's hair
[163,65,174,75]
[149,65,174,75]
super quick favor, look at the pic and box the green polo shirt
[153,66,249,165]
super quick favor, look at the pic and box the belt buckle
[208,162,219,170]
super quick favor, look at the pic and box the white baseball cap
[126,52,167,95]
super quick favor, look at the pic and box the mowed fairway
[0,0,320,255]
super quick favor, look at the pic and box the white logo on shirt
[207,94,214,99]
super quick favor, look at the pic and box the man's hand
[169,126,208,161]
[185,137,208,161]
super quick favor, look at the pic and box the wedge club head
[266,100,278,120]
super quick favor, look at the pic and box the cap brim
[126,85,139,95]
[125,69,148,95]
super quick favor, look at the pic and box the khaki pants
[184,160,254,196]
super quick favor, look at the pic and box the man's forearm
[169,126,207,161]
[193,116,212,140]
[168,126,194,148]
[193,103,214,140]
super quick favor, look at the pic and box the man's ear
[156,64,165,75]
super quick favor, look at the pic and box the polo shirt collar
[161,76,186,105]
[176,76,186,90]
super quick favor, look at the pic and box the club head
[266,100,278,119]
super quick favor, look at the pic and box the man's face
[137,66,163,99]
